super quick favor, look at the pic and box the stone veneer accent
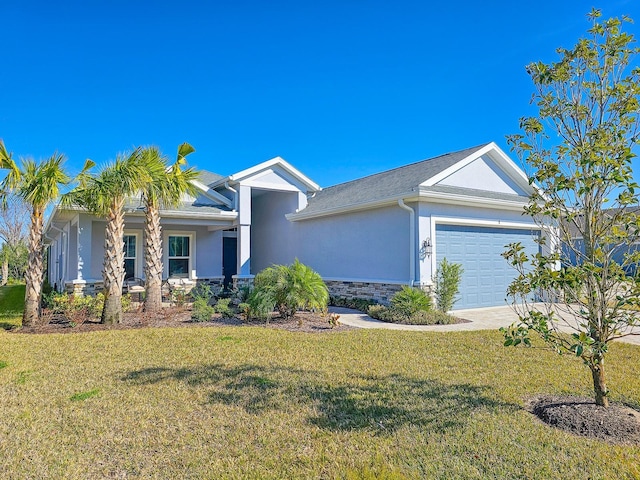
[65,281,104,296]
[195,277,225,289]
[325,280,433,305]
[232,276,255,289]
[65,277,226,297]
[325,280,403,305]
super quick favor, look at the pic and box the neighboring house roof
[290,142,531,220]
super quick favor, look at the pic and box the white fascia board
[288,189,529,221]
[191,180,233,207]
[417,189,529,211]
[228,157,321,192]
[286,194,413,221]
[125,209,237,221]
[44,204,60,235]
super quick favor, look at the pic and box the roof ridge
[320,143,490,190]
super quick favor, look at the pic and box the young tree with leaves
[0,195,30,284]
[140,143,199,312]
[503,10,640,407]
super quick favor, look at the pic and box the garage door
[435,225,540,309]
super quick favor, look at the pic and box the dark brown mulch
[11,307,355,335]
[527,395,640,445]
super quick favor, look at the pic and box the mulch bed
[11,307,355,335]
[527,395,640,445]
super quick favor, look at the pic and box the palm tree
[0,142,76,326]
[65,149,150,324]
[140,143,199,312]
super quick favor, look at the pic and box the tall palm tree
[65,149,150,324]
[0,141,82,326]
[141,143,199,312]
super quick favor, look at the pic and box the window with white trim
[123,235,136,280]
[168,235,191,278]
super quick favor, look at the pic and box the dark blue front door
[223,237,237,288]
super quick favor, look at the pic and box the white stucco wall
[289,204,411,282]
[251,191,300,273]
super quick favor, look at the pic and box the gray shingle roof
[300,144,493,215]
[198,170,224,186]
[123,197,232,215]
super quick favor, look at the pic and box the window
[168,235,190,278]
[123,235,136,279]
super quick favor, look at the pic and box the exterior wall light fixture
[422,238,432,258]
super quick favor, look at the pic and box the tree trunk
[590,356,609,407]
[23,208,44,327]
[101,198,125,324]
[1,259,8,286]
[143,201,163,313]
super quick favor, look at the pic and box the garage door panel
[436,225,539,309]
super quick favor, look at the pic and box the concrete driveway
[329,305,640,346]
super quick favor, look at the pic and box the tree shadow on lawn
[122,365,519,434]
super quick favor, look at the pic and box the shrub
[329,296,377,312]
[191,297,214,322]
[433,258,464,312]
[252,259,329,320]
[231,285,252,305]
[390,286,431,319]
[245,288,275,323]
[50,293,104,325]
[190,283,214,304]
[367,304,455,325]
[213,298,234,318]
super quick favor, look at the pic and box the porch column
[77,215,93,281]
[234,185,254,284]
[237,224,251,276]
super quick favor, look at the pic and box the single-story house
[45,142,549,309]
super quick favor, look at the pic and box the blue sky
[2,0,639,187]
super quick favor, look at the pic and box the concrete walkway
[329,305,640,345]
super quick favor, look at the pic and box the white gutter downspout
[224,181,238,211]
[398,199,416,286]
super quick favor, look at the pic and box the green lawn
[0,320,639,479]
[0,284,24,329]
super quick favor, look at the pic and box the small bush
[191,298,215,322]
[213,298,234,318]
[433,258,463,312]
[231,285,252,305]
[367,305,407,323]
[121,294,133,313]
[169,289,188,307]
[252,259,328,320]
[329,296,377,312]
[368,304,455,325]
[190,283,214,304]
[50,293,104,325]
[390,286,431,319]
[245,288,275,322]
